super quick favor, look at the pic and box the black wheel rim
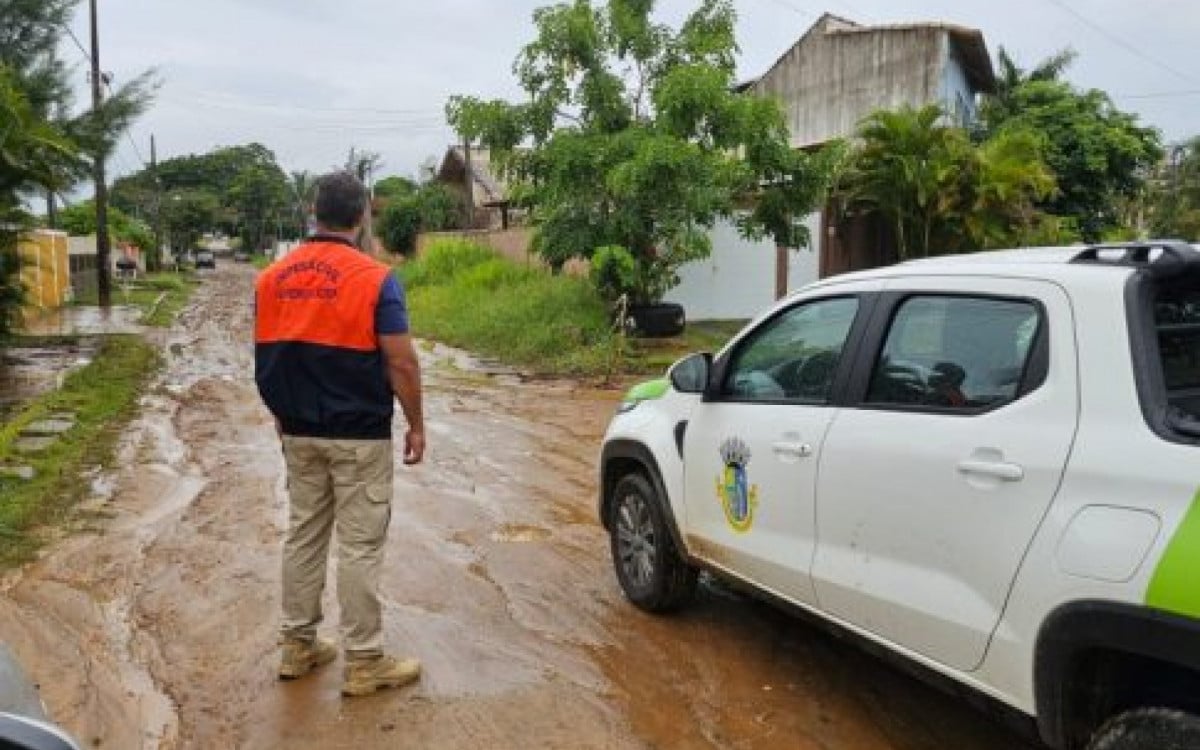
[616,490,656,589]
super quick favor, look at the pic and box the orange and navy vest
[255,236,394,439]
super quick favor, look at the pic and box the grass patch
[74,272,199,327]
[399,239,749,379]
[0,335,160,565]
[401,240,619,376]
[628,319,747,372]
[251,254,271,270]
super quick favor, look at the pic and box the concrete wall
[665,214,822,321]
[754,18,946,147]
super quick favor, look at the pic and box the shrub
[398,239,616,374]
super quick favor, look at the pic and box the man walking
[254,171,425,697]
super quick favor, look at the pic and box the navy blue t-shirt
[375,273,409,335]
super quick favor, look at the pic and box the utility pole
[89,0,113,306]
[150,134,162,272]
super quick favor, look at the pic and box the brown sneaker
[342,654,421,697]
[278,636,337,680]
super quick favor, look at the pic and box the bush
[376,183,467,256]
[378,199,422,256]
[590,245,637,303]
[399,239,616,374]
[402,239,499,287]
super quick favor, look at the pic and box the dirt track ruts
[0,264,1035,749]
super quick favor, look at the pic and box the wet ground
[0,340,100,422]
[0,265,1037,749]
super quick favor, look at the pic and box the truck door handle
[772,441,813,459]
[957,459,1024,482]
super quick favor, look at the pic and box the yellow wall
[19,230,71,321]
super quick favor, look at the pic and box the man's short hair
[313,171,368,231]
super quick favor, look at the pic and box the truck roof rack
[1071,240,1200,278]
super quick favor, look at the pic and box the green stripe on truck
[1147,490,1200,618]
[625,378,669,402]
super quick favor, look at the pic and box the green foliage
[163,190,220,251]
[447,0,835,302]
[1150,138,1200,240]
[376,183,464,255]
[230,163,289,251]
[112,143,289,249]
[0,335,159,564]
[0,62,78,334]
[398,239,616,374]
[590,245,637,302]
[980,49,1162,241]
[58,199,154,250]
[836,105,1068,259]
[1,0,155,212]
[374,175,418,202]
[378,200,422,256]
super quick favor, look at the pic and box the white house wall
[667,214,822,321]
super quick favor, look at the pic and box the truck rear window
[1156,284,1200,431]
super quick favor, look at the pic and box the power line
[60,24,89,62]
[1115,89,1200,100]
[125,132,147,166]
[1045,0,1198,85]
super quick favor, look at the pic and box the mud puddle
[0,265,1033,749]
[21,304,145,337]
[0,340,100,420]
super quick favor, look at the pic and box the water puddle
[0,341,100,420]
[21,305,144,336]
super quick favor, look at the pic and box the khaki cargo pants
[280,436,393,658]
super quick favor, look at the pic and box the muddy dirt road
[0,265,1036,749]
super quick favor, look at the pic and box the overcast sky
[66,0,1198,184]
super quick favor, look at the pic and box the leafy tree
[377,201,422,256]
[288,170,315,237]
[163,190,220,253]
[230,163,289,251]
[0,0,155,225]
[374,175,417,203]
[0,64,77,334]
[58,200,153,251]
[112,143,290,250]
[980,49,1162,241]
[1150,138,1200,240]
[377,183,465,255]
[836,104,1064,259]
[447,0,837,303]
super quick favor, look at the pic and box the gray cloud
[70,0,1197,182]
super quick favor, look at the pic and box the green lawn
[0,335,160,565]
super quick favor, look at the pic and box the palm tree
[289,170,315,237]
[837,104,1062,259]
[0,65,77,334]
[984,47,1077,126]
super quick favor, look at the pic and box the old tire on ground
[608,473,697,613]
[627,303,686,338]
[1088,708,1200,750]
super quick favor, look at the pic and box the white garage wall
[666,213,823,321]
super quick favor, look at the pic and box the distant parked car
[232,251,251,263]
[194,251,216,269]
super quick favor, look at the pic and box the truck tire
[608,473,697,613]
[1088,707,1200,750]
